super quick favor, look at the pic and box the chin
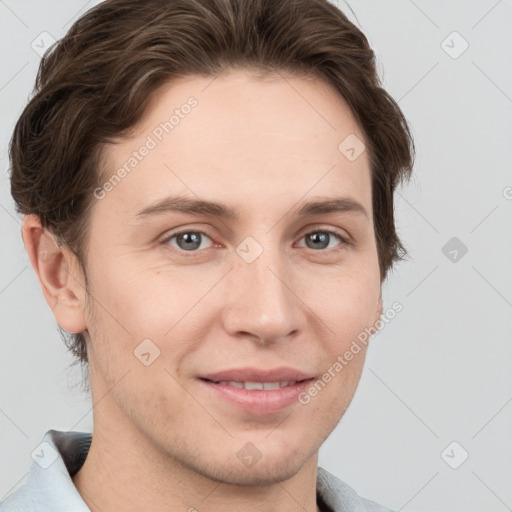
[207,455,307,486]
[210,438,314,486]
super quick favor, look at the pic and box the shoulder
[317,466,397,512]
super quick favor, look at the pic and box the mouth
[198,366,315,384]
[199,378,310,390]
[197,376,316,415]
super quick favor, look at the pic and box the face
[70,69,382,484]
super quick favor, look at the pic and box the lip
[199,366,314,383]
[197,367,316,415]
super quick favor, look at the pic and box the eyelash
[160,228,350,257]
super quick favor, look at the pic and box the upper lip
[199,366,315,383]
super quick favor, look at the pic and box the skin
[22,68,383,512]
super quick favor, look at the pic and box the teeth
[245,381,263,390]
[216,380,297,390]
[223,381,244,388]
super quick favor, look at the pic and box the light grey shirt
[0,430,396,512]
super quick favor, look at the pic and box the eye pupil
[306,232,330,250]
[178,232,202,251]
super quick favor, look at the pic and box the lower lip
[197,378,315,415]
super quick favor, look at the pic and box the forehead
[97,69,372,219]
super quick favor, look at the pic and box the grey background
[1,1,511,511]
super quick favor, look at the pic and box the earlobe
[21,214,87,334]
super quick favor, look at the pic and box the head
[11,0,414,485]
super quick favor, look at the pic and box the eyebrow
[134,195,370,221]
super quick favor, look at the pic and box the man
[2,0,414,510]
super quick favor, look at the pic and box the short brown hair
[9,0,415,388]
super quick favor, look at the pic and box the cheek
[85,263,212,378]
[310,268,380,341]
[89,261,191,337]
[309,264,378,408]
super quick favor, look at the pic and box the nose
[221,242,303,345]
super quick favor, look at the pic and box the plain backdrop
[1,1,511,511]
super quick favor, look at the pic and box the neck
[72,407,322,512]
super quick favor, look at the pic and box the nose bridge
[224,235,299,340]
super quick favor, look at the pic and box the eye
[163,230,214,253]
[161,227,350,256]
[297,229,349,251]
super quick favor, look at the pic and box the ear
[21,214,87,334]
